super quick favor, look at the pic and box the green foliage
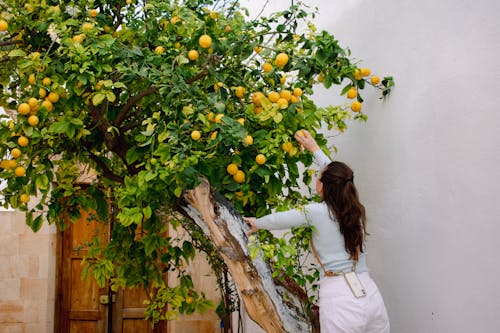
[0,0,393,326]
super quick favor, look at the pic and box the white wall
[243,0,500,332]
[313,0,500,332]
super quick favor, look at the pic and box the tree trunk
[181,179,311,333]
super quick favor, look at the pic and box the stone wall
[0,210,56,333]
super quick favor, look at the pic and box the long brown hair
[320,161,367,260]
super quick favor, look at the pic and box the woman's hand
[243,217,259,235]
[294,129,320,153]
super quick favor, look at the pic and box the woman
[244,130,390,333]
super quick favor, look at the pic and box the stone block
[0,300,24,323]
[8,212,30,235]
[0,324,25,333]
[0,256,14,279]
[0,279,20,300]
[25,323,51,333]
[20,278,48,300]
[18,234,51,257]
[0,234,19,256]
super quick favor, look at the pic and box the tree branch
[113,4,124,32]
[82,143,124,184]
[114,86,158,127]
[0,40,23,47]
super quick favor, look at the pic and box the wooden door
[55,207,222,333]
[55,209,110,333]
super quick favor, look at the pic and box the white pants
[319,272,390,333]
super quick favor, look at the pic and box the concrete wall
[0,210,56,333]
[243,0,500,332]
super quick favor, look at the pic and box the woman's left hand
[243,217,258,235]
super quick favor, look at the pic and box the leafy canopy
[0,0,393,323]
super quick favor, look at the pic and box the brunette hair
[320,161,367,260]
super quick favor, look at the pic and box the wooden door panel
[58,208,110,333]
[56,202,225,333]
[70,258,99,311]
[122,319,151,333]
[69,320,100,333]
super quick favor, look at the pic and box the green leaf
[8,49,26,57]
[143,206,152,219]
[35,174,49,190]
[92,93,106,106]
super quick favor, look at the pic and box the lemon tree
[0,0,393,330]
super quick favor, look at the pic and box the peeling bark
[181,179,311,333]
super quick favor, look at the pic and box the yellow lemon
[293,87,303,97]
[268,91,280,103]
[226,163,238,175]
[346,87,358,99]
[81,23,94,32]
[353,69,362,80]
[0,20,8,32]
[47,92,60,103]
[262,62,273,73]
[252,92,265,106]
[274,53,289,67]
[154,46,165,55]
[280,90,292,101]
[235,86,245,98]
[89,9,98,17]
[72,34,84,44]
[207,112,215,122]
[244,135,253,145]
[190,130,201,140]
[296,130,306,138]
[199,34,212,49]
[39,88,47,98]
[18,136,29,147]
[11,148,21,159]
[27,115,39,126]
[28,74,36,85]
[255,154,266,165]
[351,101,362,112]
[15,166,26,177]
[360,68,371,76]
[237,118,245,126]
[20,194,30,203]
[282,142,293,152]
[18,103,31,115]
[233,170,245,183]
[41,100,53,112]
[215,113,224,123]
[277,98,288,110]
[28,97,38,109]
[371,75,381,85]
[188,50,199,61]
